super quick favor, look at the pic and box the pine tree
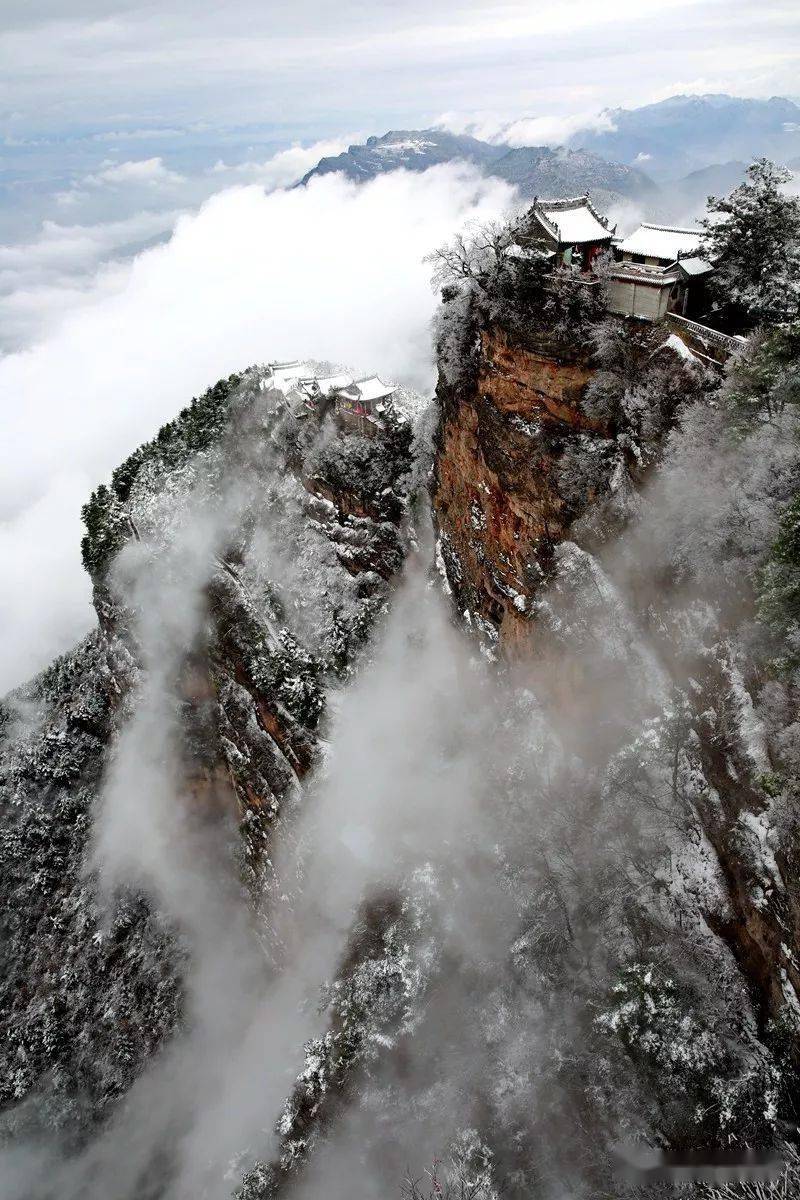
[724,324,800,427]
[80,484,130,578]
[702,159,800,327]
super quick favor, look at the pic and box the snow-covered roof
[618,223,703,262]
[269,363,397,410]
[672,255,713,277]
[533,196,613,245]
[265,361,310,393]
[301,372,353,395]
[354,375,397,404]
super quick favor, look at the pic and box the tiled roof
[618,223,703,262]
[354,375,397,404]
[672,255,713,277]
[532,195,613,245]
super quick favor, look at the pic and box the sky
[1,0,800,691]
[2,0,799,237]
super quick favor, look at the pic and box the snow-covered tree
[428,212,608,389]
[759,493,800,655]
[723,323,800,427]
[702,159,800,327]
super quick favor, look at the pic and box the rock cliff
[0,366,419,1160]
[431,320,699,654]
[432,327,600,649]
[429,291,800,1168]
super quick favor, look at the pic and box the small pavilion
[334,376,397,435]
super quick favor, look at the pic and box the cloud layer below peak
[0,161,514,693]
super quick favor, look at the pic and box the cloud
[500,109,618,147]
[0,210,182,350]
[0,163,514,693]
[85,156,185,187]
[0,210,181,275]
[207,135,356,190]
[91,127,186,141]
[54,188,92,208]
[1,137,357,350]
[1,133,48,147]
[2,0,797,147]
[436,107,618,147]
[0,470,94,692]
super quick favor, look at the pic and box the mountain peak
[301,127,656,206]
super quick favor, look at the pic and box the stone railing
[665,312,745,358]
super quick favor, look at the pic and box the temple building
[296,372,353,411]
[521,194,616,270]
[333,375,397,436]
[262,363,397,436]
[607,222,713,322]
[263,360,308,391]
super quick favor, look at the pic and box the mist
[2,73,797,1198]
[2,320,796,1199]
[0,161,513,693]
[0,393,515,1198]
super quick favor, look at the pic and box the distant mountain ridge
[299,96,800,227]
[664,161,750,219]
[568,94,800,178]
[301,128,658,208]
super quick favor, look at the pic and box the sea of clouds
[0,149,514,692]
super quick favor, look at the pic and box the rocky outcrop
[431,317,707,654]
[430,308,800,1148]
[0,366,418,1145]
[432,327,607,650]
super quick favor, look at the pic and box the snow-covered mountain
[299,100,800,222]
[300,129,508,182]
[301,128,658,208]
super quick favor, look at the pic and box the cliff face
[432,315,713,657]
[432,328,601,650]
[430,310,800,1148]
[0,367,418,1149]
